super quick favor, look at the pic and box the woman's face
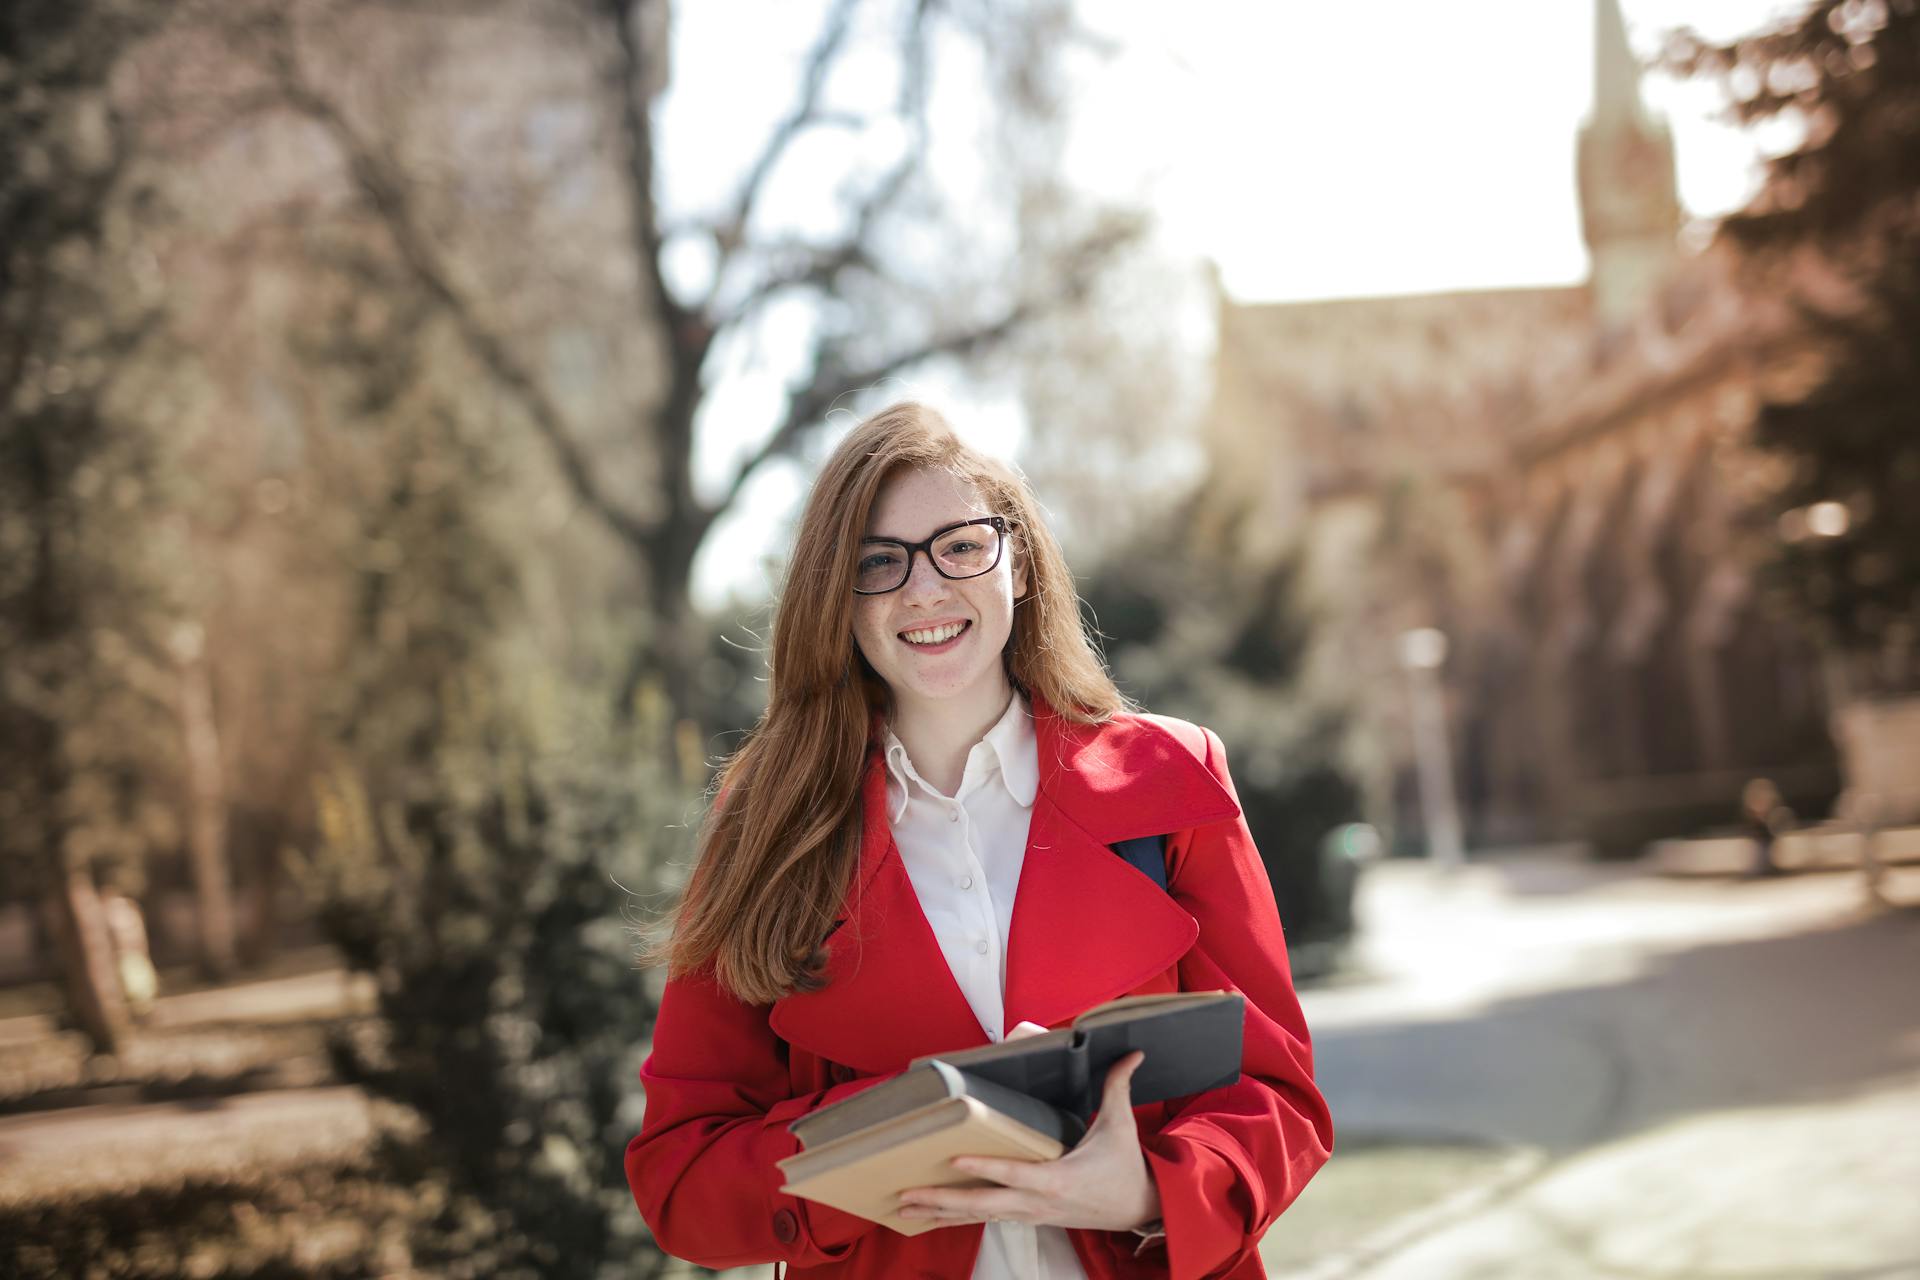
[851,466,1028,715]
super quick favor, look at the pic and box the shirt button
[957,875,973,890]
[974,939,989,955]
[948,809,960,822]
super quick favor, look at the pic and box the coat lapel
[1001,695,1242,1033]
[768,741,984,1074]
[768,691,1243,1073]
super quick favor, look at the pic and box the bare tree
[163,0,1143,758]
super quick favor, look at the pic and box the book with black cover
[776,990,1244,1233]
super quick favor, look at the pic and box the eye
[859,552,896,571]
[944,539,981,555]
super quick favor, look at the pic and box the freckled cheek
[971,579,1014,631]
[851,610,887,659]
[857,604,918,664]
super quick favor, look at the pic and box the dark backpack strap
[1109,834,1170,892]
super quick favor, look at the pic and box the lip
[897,619,972,653]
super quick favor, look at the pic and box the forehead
[864,467,986,538]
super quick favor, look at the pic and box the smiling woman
[626,401,1332,1279]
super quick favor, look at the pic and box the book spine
[962,1068,1084,1146]
[1066,1031,1094,1122]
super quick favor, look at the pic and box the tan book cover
[776,1094,1067,1236]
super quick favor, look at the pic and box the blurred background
[3,0,1917,1276]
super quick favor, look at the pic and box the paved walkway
[0,1085,376,1206]
[1264,855,1920,1279]
[0,961,379,1205]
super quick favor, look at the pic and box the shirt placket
[945,790,1004,1041]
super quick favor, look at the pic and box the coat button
[772,1208,799,1244]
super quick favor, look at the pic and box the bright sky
[1067,0,1808,302]
[664,0,1811,610]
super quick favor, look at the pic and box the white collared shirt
[882,690,1088,1280]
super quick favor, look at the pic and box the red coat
[626,694,1333,1279]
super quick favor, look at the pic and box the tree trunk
[44,864,130,1056]
[237,812,280,967]
[177,642,237,978]
[616,549,710,781]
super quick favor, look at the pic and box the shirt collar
[882,691,1038,823]
[982,690,1039,807]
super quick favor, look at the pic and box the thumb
[1093,1050,1146,1129]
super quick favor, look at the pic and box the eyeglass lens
[856,523,1001,593]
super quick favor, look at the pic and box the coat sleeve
[1108,724,1335,1280]
[625,967,895,1270]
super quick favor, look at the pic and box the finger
[1006,1020,1049,1040]
[949,1154,1055,1190]
[1093,1050,1146,1125]
[897,1185,1035,1221]
[895,1201,993,1222]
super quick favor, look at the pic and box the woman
[627,402,1332,1279]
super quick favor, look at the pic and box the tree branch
[259,23,656,552]
[691,302,1034,548]
[712,0,863,266]
[694,203,1145,547]
[714,148,914,331]
[604,0,686,336]
[712,0,934,329]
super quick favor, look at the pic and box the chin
[903,665,1004,702]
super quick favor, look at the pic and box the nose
[899,548,951,600]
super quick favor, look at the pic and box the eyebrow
[860,515,993,544]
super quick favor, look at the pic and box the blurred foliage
[1755,242,1920,656]
[1674,1,1920,659]
[1,1156,494,1279]
[1668,0,1920,258]
[301,689,676,1279]
[0,0,179,892]
[282,353,682,1275]
[164,10,714,1251]
[1079,510,1374,958]
[0,0,197,1052]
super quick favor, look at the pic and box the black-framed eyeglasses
[853,515,1008,595]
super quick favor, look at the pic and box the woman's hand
[895,1046,1162,1232]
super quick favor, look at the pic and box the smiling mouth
[899,620,971,647]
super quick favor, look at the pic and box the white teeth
[901,621,966,645]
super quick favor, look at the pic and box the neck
[888,675,1017,797]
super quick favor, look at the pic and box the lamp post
[1399,627,1466,870]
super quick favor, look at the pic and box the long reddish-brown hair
[654,401,1131,1004]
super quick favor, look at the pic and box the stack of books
[777,990,1244,1234]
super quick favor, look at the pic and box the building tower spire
[1593,0,1645,126]
[1577,0,1681,326]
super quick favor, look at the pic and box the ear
[1012,550,1030,602]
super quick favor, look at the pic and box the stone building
[1195,0,1840,853]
